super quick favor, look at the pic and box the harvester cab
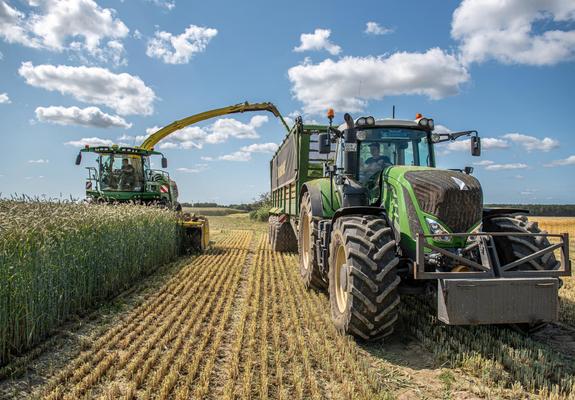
[268,110,571,341]
[75,145,178,208]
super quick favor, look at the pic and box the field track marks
[216,234,400,400]
[41,230,254,400]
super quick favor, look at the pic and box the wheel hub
[301,213,310,270]
[334,244,349,314]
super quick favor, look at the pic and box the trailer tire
[485,215,559,271]
[269,216,297,252]
[328,215,400,341]
[298,192,327,290]
[268,216,277,245]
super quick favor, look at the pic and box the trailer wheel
[485,215,559,271]
[328,215,401,341]
[269,215,297,252]
[298,192,327,290]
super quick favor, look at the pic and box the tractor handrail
[139,101,289,151]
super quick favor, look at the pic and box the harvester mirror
[318,132,331,154]
[75,152,82,165]
[161,157,168,168]
[464,166,474,175]
[471,136,481,156]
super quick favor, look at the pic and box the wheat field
[0,215,574,399]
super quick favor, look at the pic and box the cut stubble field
[1,215,575,399]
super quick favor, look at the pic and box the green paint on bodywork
[309,165,480,251]
[304,178,341,217]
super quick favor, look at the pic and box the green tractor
[75,144,179,207]
[269,111,571,340]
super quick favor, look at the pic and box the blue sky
[1,0,574,204]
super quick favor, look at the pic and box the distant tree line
[486,204,575,217]
[181,193,272,212]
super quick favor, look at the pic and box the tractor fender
[300,183,326,219]
[483,208,529,221]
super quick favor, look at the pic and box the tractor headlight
[427,119,434,130]
[356,117,367,126]
[357,131,367,140]
[425,217,451,242]
[418,118,429,127]
[366,116,375,125]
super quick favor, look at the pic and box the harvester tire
[298,192,327,290]
[269,215,297,252]
[328,215,400,341]
[485,215,559,271]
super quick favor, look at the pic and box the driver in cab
[365,143,391,169]
[120,158,135,190]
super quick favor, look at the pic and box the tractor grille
[404,170,482,233]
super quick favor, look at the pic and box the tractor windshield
[357,128,432,184]
[99,154,145,191]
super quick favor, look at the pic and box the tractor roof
[337,119,424,131]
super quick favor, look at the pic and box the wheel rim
[301,213,310,270]
[334,243,348,314]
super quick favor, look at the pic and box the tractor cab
[75,145,177,205]
[319,113,481,185]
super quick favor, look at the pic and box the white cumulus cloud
[439,137,510,153]
[0,92,10,103]
[452,0,575,65]
[147,0,175,10]
[36,105,132,128]
[19,62,156,115]
[288,48,469,114]
[176,164,208,174]
[294,28,341,55]
[146,24,218,64]
[64,137,113,147]
[503,133,559,152]
[484,163,528,171]
[365,22,393,36]
[28,159,49,164]
[473,160,495,166]
[219,151,251,162]
[0,0,129,65]
[544,155,575,167]
[240,142,278,153]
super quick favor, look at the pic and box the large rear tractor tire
[328,215,401,341]
[298,192,327,290]
[485,215,559,271]
[485,214,560,332]
[269,215,297,252]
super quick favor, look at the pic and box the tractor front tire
[328,215,401,341]
[485,215,559,271]
[298,192,327,290]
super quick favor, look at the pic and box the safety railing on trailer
[414,232,571,279]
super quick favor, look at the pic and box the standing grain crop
[0,199,180,366]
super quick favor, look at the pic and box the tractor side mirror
[471,136,481,156]
[464,166,474,175]
[318,132,331,154]
[75,152,82,165]
[161,157,168,168]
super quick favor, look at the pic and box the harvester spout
[140,101,289,151]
